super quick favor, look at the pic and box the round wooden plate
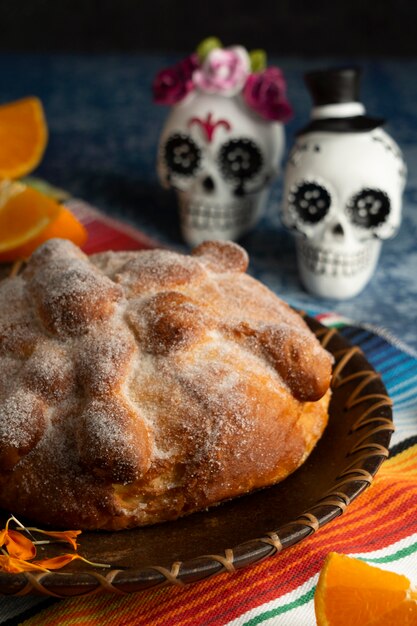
[0,316,394,597]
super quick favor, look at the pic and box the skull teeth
[298,241,372,277]
[180,198,255,229]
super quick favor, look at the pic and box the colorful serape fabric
[1,203,417,626]
[68,198,161,255]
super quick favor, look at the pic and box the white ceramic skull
[158,92,284,246]
[283,77,406,301]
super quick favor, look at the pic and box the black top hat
[296,66,384,135]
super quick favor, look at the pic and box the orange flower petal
[29,529,81,551]
[33,554,79,570]
[0,517,13,546]
[4,530,36,560]
[0,555,47,573]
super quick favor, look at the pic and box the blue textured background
[1,53,416,349]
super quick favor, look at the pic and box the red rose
[243,67,293,122]
[152,54,199,105]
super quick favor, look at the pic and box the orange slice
[315,552,417,626]
[0,97,48,179]
[0,183,87,262]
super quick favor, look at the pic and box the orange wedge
[0,97,48,179]
[0,183,87,262]
[315,552,417,626]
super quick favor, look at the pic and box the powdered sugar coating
[0,389,46,470]
[76,397,151,484]
[0,238,332,529]
[114,249,205,295]
[27,241,122,336]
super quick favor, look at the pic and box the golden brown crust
[26,239,122,337]
[0,238,333,529]
[76,397,151,484]
[191,240,249,273]
[0,391,46,471]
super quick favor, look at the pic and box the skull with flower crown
[153,38,292,246]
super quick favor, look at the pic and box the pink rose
[152,54,199,105]
[193,46,250,96]
[243,67,293,122]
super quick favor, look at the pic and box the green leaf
[196,37,222,62]
[249,49,267,73]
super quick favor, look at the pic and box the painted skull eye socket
[164,133,201,176]
[219,138,263,182]
[347,189,391,228]
[289,181,331,224]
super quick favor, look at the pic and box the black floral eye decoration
[347,189,391,228]
[219,138,263,182]
[164,133,201,176]
[288,181,331,224]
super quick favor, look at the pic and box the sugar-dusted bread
[0,239,332,530]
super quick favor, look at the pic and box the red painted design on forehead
[188,112,231,143]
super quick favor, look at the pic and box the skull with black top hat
[283,67,406,300]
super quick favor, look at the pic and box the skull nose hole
[332,223,345,236]
[202,176,215,192]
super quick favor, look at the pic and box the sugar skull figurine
[153,38,292,246]
[283,67,406,300]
